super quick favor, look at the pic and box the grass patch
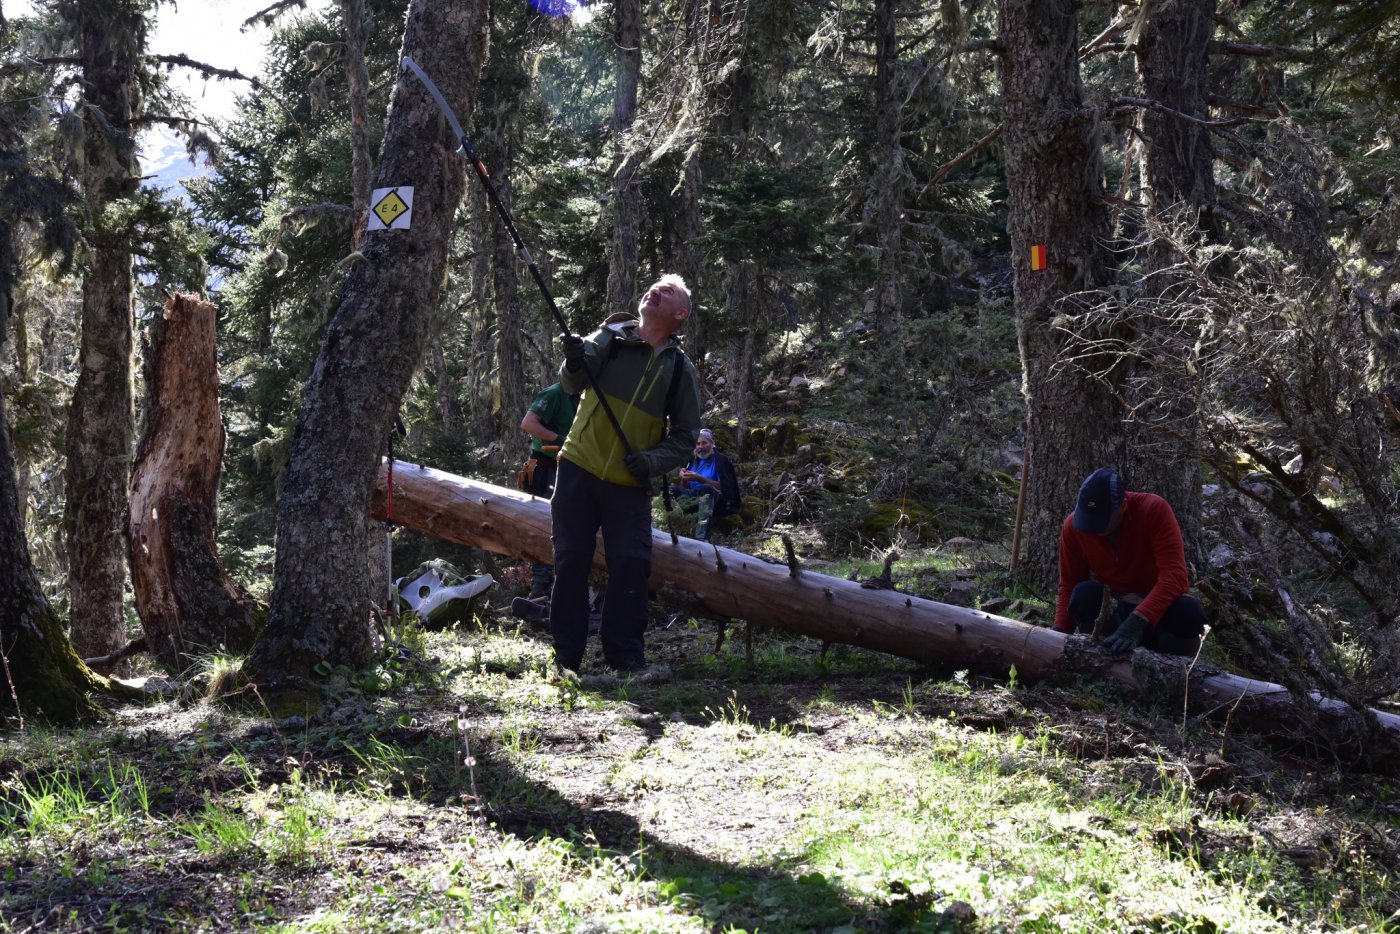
[3,610,1396,931]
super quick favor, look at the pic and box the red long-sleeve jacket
[1053,491,1191,633]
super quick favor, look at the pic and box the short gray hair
[657,273,691,312]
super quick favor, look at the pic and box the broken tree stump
[129,294,257,671]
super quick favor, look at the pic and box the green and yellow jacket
[558,315,701,487]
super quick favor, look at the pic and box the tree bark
[129,295,256,671]
[9,293,31,530]
[723,263,757,459]
[605,0,642,319]
[998,0,1122,588]
[482,132,527,443]
[1136,0,1219,226]
[429,331,465,436]
[342,0,373,248]
[2,390,107,725]
[371,461,1400,771]
[870,0,905,372]
[670,151,705,357]
[63,0,145,658]
[466,184,497,445]
[245,0,489,696]
[1127,0,1219,570]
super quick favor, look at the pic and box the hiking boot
[612,662,671,684]
[528,561,554,601]
[578,670,619,690]
[511,596,551,626]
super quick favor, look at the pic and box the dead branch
[916,124,1002,201]
[149,54,263,89]
[83,637,148,674]
[241,0,310,30]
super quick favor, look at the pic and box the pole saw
[400,56,641,467]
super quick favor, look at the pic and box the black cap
[1073,468,1124,534]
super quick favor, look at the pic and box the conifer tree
[243,0,490,696]
[60,0,150,659]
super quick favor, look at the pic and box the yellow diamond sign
[368,186,414,230]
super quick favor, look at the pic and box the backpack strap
[659,348,690,516]
[665,348,688,429]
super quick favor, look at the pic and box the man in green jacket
[551,274,702,673]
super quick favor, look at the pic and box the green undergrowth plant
[192,652,246,700]
[4,599,1395,931]
[343,736,429,799]
[182,756,334,865]
[0,760,152,846]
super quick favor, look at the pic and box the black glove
[1103,611,1149,654]
[562,334,586,372]
[624,452,650,481]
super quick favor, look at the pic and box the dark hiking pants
[526,453,559,598]
[549,459,653,671]
[1068,580,1207,656]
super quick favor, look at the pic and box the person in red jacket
[1054,467,1206,655]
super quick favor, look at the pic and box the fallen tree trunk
[372,460,1400,769]
[129,294,257,671]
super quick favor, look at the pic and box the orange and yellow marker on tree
[1030,243,1047,271]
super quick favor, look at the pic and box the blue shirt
[685,453,719,492]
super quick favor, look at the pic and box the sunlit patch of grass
[652,683,723,718]
[682,630,912,682]
[823,545,965,584]
[192,652,247,700]
[434,630,585,713]
[179,761,334,866]
[297,833,707,932]
[343,736,430,799]
[0,760,152,846]
[785,723,1382,932]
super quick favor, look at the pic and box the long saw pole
[400,56,638,461]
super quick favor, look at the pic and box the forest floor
[4,546,1400,933]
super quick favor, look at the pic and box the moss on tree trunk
[2,394,109,726]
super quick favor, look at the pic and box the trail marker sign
[369,187,414,230]
[1030,243,1047,271]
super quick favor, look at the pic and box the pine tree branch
[129,113,208,131]
[916,124,1002,201]
[241,0,310,30]
[149,53,263,90]
[1207,40,1312,61]
[0,55,81,78]
[1107,96,1258,130]
[149,53,305,138]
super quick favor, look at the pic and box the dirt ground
[5,610,1400,932]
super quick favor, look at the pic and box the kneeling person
[1054,467,1206,656]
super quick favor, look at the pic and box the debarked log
[372,460,1400,767]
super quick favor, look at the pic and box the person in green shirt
[519,382,579,600]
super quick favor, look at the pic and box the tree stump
[129,294,256,671]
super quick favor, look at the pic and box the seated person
[1054,467,1207,656]
[669,429,740,541]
